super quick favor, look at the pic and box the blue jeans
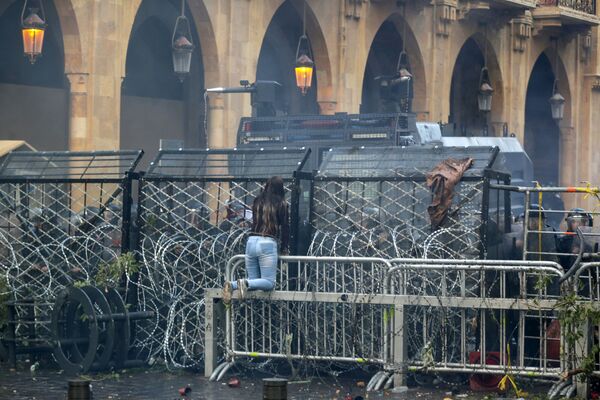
[231,236,278,291]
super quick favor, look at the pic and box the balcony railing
[538,0,596,14]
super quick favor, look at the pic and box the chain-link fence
[307,146,505,260]
[132,148,310,368]
[0,150,141,361]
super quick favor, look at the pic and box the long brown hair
[254,176,286,235]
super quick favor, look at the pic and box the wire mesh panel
[0,150,142,353]
[133,148,310,368]
[308,146,499,260]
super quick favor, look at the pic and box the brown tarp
[426,157,474,230]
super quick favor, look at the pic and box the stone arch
[121,0,219,86]
[301,0,333,103]
[449,32,504,136]
[528,45,572,126]
[0,0,70,150]
[120,0,210,166]
[524,46,572,186]
[360,12,427,116]
[186,0,219,86]
[255,0,333,114]
[53,0,83,72]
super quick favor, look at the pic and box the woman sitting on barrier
[223,176,289,303]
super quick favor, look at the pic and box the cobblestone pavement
[0,367,548,400]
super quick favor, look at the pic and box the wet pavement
[0,367,549,399]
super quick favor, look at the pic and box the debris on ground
[227,377,241,388]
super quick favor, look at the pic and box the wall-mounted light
[21,0,46,64]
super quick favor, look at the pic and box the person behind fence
[512,204,559,263]
[222,176,289,303]
[218,200,253,231]
[557,208,594,271]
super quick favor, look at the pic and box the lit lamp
[171,0,194,82]
[294,1,314,95]
[295,49,314,95]
[478,67,493,113]
[21,0,46,64]
[549,81,565,122]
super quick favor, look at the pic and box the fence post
[290,173,300,256]
[392,303,406,387]
[6,302,16,368]
[120,171,133,254]
[204,293,225,377]
[575,318,591,398]
[480,173,490,259]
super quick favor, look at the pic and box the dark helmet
[527,204,546,219]
[566,207,593,227]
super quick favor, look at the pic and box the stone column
[559,124,577,209]
[66,73,89,151]
[207,94,226,149]
[318,100,337,115]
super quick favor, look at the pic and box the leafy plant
[556,291,600,383]
[94,252,139,289]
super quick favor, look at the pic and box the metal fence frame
[130,148,311,367]
[206,255,565,389]
[0,150,142,367]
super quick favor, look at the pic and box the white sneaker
[223,281,233,305]
[237,279,248,300]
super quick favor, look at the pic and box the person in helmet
[557,208,594,271]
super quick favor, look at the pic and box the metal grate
[0,150,142,179]
[317,146,498,178]
[146,148,310,179]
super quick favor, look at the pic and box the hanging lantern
[172,33,194,81]
[477,67,494,113]
[549,80,565,122]
[549,39,565,123]
[21,0,46,64]
[295,49,314,95]
[294,1,314,96]
[171,1,194,82]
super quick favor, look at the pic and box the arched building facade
[1,0,599,203]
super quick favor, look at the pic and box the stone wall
[1,0,600,207]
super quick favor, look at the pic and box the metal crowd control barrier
[383,258,564,387]
[133,148,311,368]
[573,262,600,383]
[205,255,393,380]
[205,255,564,390]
